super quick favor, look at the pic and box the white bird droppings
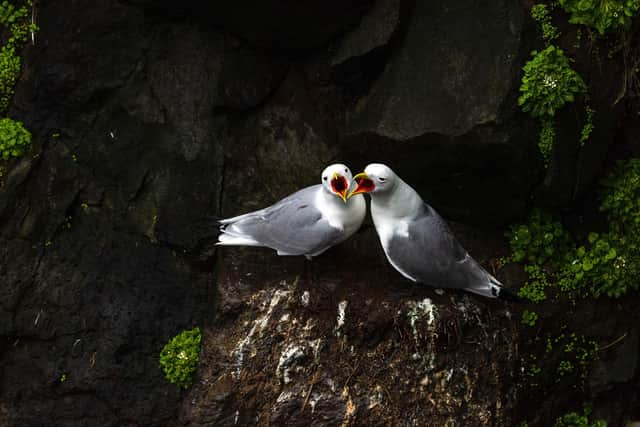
[301,290,310,307]
[276,344,305,384]
[335,300,348,336]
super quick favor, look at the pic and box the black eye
[323,176,327,181]
[345,168,348,173]
[379,177,387,182]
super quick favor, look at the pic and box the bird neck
[319,186,343,206]
[371,178,423,220]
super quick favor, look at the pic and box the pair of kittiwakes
[217,163,513,300]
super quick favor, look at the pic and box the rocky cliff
[1,0,639,425]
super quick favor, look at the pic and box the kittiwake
[348,163,510,299]
[217,163,366,259]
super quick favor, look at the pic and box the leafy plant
[559,0,640,35]
[506,209,571,266]
[507,158,640,301]
[522,310,539,326]
[0,117,30,159]
[560,232,637,297]
[599,158,640,229]
[553,405,606,426]
[159,327,202,389]
[519,45,587,118]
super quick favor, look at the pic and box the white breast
[315,190,366,238]
[371,201,417,282]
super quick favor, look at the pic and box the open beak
[347,172,375,199]
[331,172,348,203]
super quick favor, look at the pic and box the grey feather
[219,185,344,256]
[385,203,500,298]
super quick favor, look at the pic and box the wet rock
[219,69,340,218]
[342,0,537,223]
[1,0,234,424]
[590,329,639,393]
[349,0,524,139]
[330,0,401,80]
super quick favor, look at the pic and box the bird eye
[345,168,348,173]
[323,176,327,181]
[378,177,387,182]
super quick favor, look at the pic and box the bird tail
[216,232,261,247]
[489,275,526,302]
[216,216,264,247]
[468,274,524,302]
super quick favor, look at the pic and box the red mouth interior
[331,176,347,193]
[355,177,375,192]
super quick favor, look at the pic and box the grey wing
[386,204,491,291]
[222,186,344,255]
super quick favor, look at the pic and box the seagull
[348,163,509,299]
[217,163,366,259]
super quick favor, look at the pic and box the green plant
[159,327,202,389]
[539,117,555,164]
[507,159,640,300]
[599,158,640,229]
[553,405,606,426]
[580,105,594,146]
[519,45,587,118]
[0,0,37,113]
[559,0,640,35]
[0,117,31,159]
[0,45,20,111]
[557,359,575,376]
[506,209,571,265]
[532,4,561,43]
[559,232,636,297]
[522,310,539,326]
[520,264,552,302]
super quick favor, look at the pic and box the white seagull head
[348,163,397,197]
[321,163,353,203]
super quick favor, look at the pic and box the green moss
[539,117,555,165]
[0,45,20,111]
[159,327,202,389]
[0,0,36,113]
[519,45,587,118]
[580,105,594,146]
[0,116,30,159]
[532,4,561,43]
[559,0,640,35]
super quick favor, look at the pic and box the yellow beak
[347,172,371,199]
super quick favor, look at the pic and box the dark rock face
[0,0,260,424]
[1,0,637,425]
[330,0,402,80]
[127,0,373,51]
[343,0,538,222]
[350,0,524,139]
